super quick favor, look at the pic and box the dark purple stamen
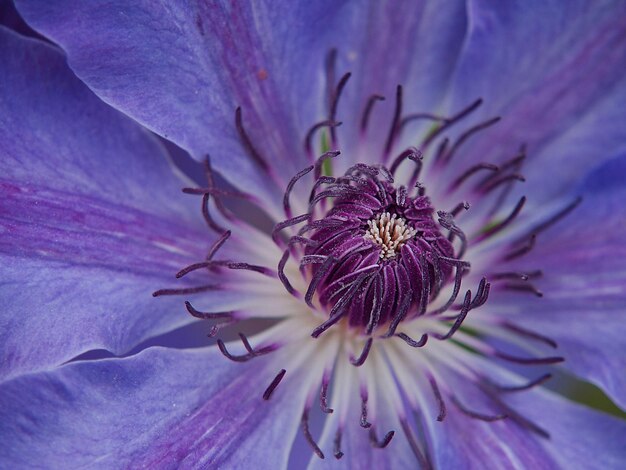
[305,120,342,156]
[350,338,374,367]
[263,369,287,400]
[493,351,564,365]
[175,260,273,279]
[384,85,403,157]
[521,197,583,239]
[284,165,314,218]
[334,428,344,459]
[439,116,501,165]
[201,193,226,233]
[428,376,447,422]
[422,98,483,149]
[502,282,544,297]
[482,389,550,438]
[396,333,428,348]
[206,230,231,260]
[272,213,311,244]
[361,94,386,132]
[501,322,558,348]
[504,233,537,261]
[152,284,219,297]
[369,427,395,448]
[235,106,270,171]
[449,163,499,192]
[451,396,508,422]
[400,419,432,470]
[438,210,468,258]
[360,394,372,428]
[479,173,526,194]
[399,111,449,132]
[302,409,325,459]
[320,376,334,413]
[217,335,276,363]
[475,196,526,242]
[389,147,421,175]
[329,72,352,145]
[184,301,232,320]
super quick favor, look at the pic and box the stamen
[369,427,395,448]
[272,213,311,244]
[481,389,550,438]
[350,338,374,367]
[302,409,325,459]
[521,197,582,239]
[396,333,428,348]
[184,301,232,320]
[360,393,372,428]
[479,173,526,194]
[329,72,352,145]
[152,284,219,297]
[501,322,558,348]
[305,120,342,156]
[493,351,564,365]
[278,250,297,296]
[428,258,469,315]
[428,376,447,421]
[313,150,341,180]
[320,375,334,413]
[389,147,421,175]
[283,165,314,218]
[175,260,273,279]
[364,212,417,259]
[437,210,468,258]
[502,282,544,297]
[439,116,501,165]
[384,85,403,157]
[432,290,472,340]
[504,233,537,261]
[422,98,483,148]
[334,428,344,459]
[474,196,526,242]
[235,107,270,171]
[305,256,337,308]
[400,419,432,470]
[450,396,508,422]
[448,163,499,192]
[361,94,386,132]
[201,193,227,233]
[217,335,277,363]
[263,369,287,400]
[311,270,375,337]
[206,230,231,260]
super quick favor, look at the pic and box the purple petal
[490,154,626,408]
[0,28,220,380]
[0,346,308,468]
[331,0,469,164]
[14,0,354,208]
[429,370,626,469]
[444,0,626,204]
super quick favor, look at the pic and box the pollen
[364,212,417,259]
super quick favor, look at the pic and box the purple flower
[2,1,626,468]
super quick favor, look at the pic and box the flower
[2,1,626,468]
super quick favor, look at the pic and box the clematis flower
[2,0,626,468]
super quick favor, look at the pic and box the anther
[263,369,287,400]
[361,94,386,132]
[302,409,325,459]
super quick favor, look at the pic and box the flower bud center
[364,212,417,260]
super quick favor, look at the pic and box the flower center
[364,212,416,259]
